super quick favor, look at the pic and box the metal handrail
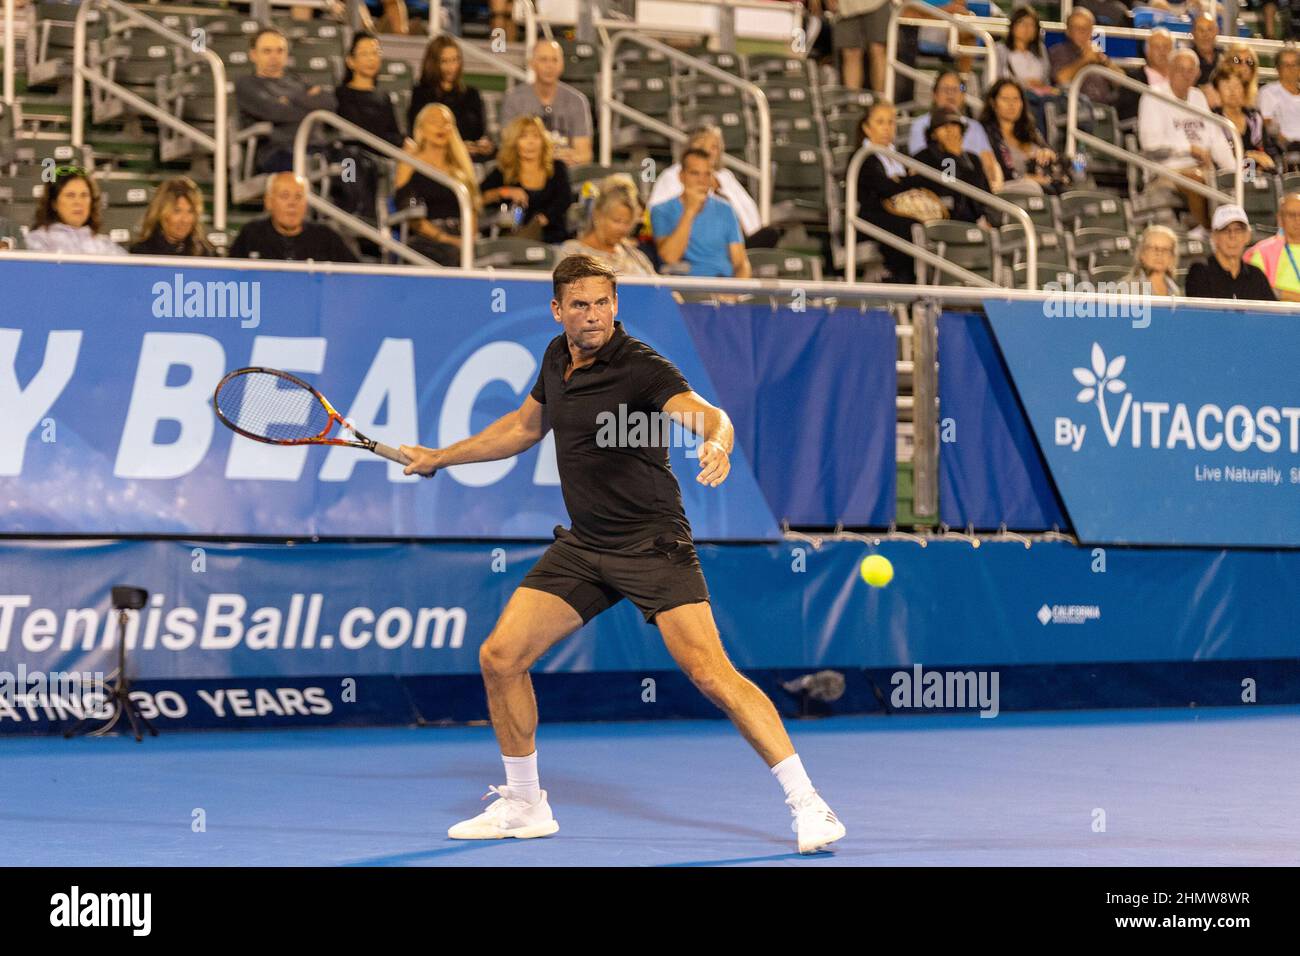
[885,2,999,105]
[599,30,771,224]
[3,0,14,105]
[293,109,474,269]
[9,247,1300,316]
[1065,64,1243,207]
[845,142,1039,290]
[71,0,227,231]
[906,12,1274,58]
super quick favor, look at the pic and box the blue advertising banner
[0,260,800,539]
[680,302,897,526]
[938,312,1066,530]
[984,301,1300,547]
[2,537,1297,687]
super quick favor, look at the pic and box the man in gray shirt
[234,28,337,173]
[1049,7,1121,107]
[499,40,592,165]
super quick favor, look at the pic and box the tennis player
[400,254,845,853]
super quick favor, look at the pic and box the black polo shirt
[530,321,694,550]
[1184,256,1277,301]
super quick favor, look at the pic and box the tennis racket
[212,367,414,467]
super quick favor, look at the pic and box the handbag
[884,188,950,222]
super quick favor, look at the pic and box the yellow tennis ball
[860,555,894,588]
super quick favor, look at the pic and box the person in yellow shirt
[1244,193,1300,302]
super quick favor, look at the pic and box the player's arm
[662,390,733,487]
[399,396,548,477]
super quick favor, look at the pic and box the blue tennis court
[5,706,1297,867]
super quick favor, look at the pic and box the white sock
[771,753,815,804]
[502,751,541,804]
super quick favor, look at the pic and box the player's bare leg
[447,587,581,841]
[480,587,583,757]
[657,602,846,852]
[656,602,793,764]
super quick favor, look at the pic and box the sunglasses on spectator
[1231,56,1256,67]
[53,165,87,178]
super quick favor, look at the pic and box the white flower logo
[1073,343,1126,413]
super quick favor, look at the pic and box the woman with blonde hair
[131,177,215,256]
[395,103,480,266]
[1122,224,1181,296]
[1224,42,1260,107]
[558,174,655,275]
[479,115,572,244]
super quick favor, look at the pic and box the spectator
[647,125,775,247]
[490,0,515,41]
[23,169,126,255]
[1191,13,1222,99]
[914,108,991,222]
[559,174,656,275]
[395,103,480,266]
[909,70,1003,190]
[336,34,402,147]
[1122,224,1181,295]
[650,148,752,278]
[1184,203,1275,299]
[234,28,337,173]
[498,40,593,166]
[1224,42,1260,106]
[480,115,572,244]
[1117,28,1173,122]
[994,7,1051,89]
[993,7,1064,133]
[1076,0,1130,26]
[854,100,941,284]
[1244,192,1300,301]
[1049,8,1121,108]
[408,36,492,159]
[1139,49,1236,229]
[228,172,359,262]
[1212,69,1278,172]
[827,0,892,93]
[980,79,1069,195]
[1257,47,1300,149]
[131,177,215,256]
[333,33,403,221]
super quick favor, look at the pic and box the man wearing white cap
[1185,204,1277,300]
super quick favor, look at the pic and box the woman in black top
[480,115,572,244]
[409,35,492,158]
[395,104,481,266]
[336,33,403,146]
[332,34,403,221]
[131,177,215,256]
[913,110,991,223]
[978,78,1070,195]
[1212,69,1280,172]
[854,100,928,284]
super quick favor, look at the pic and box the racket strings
[218,372,332,442]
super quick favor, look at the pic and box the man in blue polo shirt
[650,148,752,278]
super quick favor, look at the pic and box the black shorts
[520,526,710,624]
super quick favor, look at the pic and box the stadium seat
[748,249,823,281]
[916,220,997,285]
[474,238,561,270]
[1059,189,1131,233]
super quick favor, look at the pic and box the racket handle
[372,442,413,466]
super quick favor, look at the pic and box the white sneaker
[447,785,560,840]
[788,791,846,854]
